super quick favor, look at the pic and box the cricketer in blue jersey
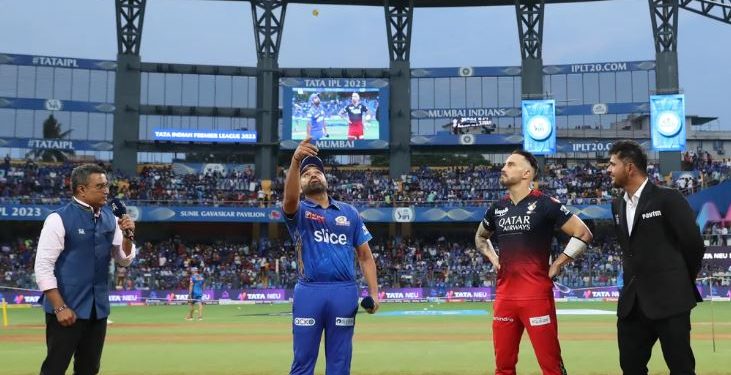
[185,267,205,321]
[307,93,328,140]
[283,137,379,375]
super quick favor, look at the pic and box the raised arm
[283,137,318,215]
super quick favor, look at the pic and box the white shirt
[623,178,649,233]
[34,197,137,291]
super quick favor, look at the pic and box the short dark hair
[71,164,106,194]
[511,149,539,178]
[609,140,648,174]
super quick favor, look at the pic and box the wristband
[563,236,588,259]
[53,304,68,314]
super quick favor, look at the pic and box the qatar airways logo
[313,229,348,245]
[498,215,531,231]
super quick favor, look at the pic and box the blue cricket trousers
[290,281,358,375]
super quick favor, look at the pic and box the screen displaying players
[290,89,381,141]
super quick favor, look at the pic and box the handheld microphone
[111,198,134,241]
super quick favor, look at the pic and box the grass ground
[2,301,730,374]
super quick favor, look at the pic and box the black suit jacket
[611,182,705,320]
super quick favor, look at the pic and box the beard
[610,173,626,188]
[499,175,517,187]
[611,176,624,188]
[303,180,327,195]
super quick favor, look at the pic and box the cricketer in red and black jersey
[482,189,573,300]
[475,150,593,375]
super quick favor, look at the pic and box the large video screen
[281,78,389,150]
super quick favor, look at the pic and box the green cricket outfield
[2,301,730,374]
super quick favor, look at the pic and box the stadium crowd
[1,154,729,294]
[2,156,729,208]
[3,231,729,295]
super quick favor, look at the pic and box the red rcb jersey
[482,190,573,300]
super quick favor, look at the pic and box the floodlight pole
[386,0,413,179]
[252,0,286,180]
[650,0,682,173]
[516,0,546,169]
[113,0,146,176]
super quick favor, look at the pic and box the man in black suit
[607,140,705,375]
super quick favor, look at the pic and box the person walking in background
[185,267,205,321]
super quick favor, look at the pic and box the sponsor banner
[0,205,57,221]
[411,102,649,120]
[650,94,686,152]
[0,137,113,152]
[171,162,254,175]
[411,61,654,78]
[131,206,283,223]
[153,129,257,143]
[0,290,142,305]
[702,248,731,269]
[152,289,216,303]
[108,290,143,304]
[0,52,117,70]
[280,139,389,151]
[0,204,614,222]
[556,139,652,154]
[226,289,287,302]
[361,288,424,302]
[696,284,731,299]
[410,133,523,147]
[0,291,43,305]
[0,97,115,113]
[522,99,556,155]
[445,288,492,301]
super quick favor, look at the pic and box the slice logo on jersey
[294,317,316,326]
[305,211,325,223]
[77,228,85,235]
[494,207,508,217]
[641,210,662,220]
[314,229,348,245]
[493,316,515,322]
[526,201,538,215]
[334,216,351,226]
[335,317,355,326]
[362,224,370,236]
[529,315,551,326]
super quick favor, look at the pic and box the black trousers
[617,302,695,375]
[40,312,107,375]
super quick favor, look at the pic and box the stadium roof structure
[110,0,731,179]
[215,0,606,5]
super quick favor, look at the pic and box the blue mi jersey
[284,198,372,282]
[190,274,204,296]
[308,106,326,139]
